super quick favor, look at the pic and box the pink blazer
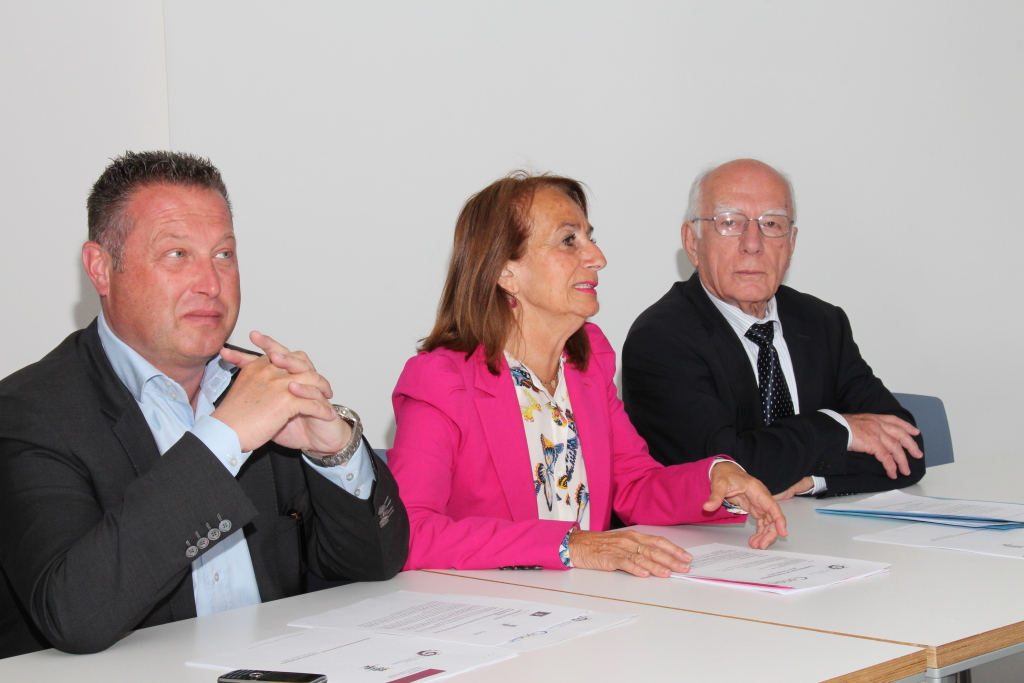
[389,323,742,570]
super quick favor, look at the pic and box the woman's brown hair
[420,171,592,375]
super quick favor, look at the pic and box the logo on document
[417,650,440,657]
[530,611,551,617]
[828,565,847,570]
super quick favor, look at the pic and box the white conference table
[430,453,1024,680]
[0,570,926,683]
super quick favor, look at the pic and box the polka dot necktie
[744,322,795,425]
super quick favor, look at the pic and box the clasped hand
[568,462,787,578]
[212,331,351,454]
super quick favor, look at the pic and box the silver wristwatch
[303,404,363,467]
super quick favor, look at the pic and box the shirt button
[214,573,220,582]
[346,473,354,481]
[354,488,361,497]
[229,458,238,467]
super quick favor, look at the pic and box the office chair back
[892,393,954,467]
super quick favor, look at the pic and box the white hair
[684,160,797,239]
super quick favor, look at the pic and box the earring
[510,296,518,308]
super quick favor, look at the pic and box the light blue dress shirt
[700,282,852,496]
[97,313,375,616]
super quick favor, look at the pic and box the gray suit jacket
[0,321,408,658]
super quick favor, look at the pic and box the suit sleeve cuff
[819,409,853,448]
[795,475,828,496]
[302,441,376,500]
[190,415,252,477]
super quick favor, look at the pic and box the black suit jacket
[0,321,409,658]
[622,272,925,497]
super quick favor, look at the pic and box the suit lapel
[80,321,196,619]
[472,353,537,523]
[683,273,764,424]
[111,410,164,477]
[81,322,163,476]
[776,288,823,412]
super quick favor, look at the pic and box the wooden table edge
[930,620,1024,668]
[822,649,927,683]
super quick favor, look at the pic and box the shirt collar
[97,311,235,404]
[699,278,782,340]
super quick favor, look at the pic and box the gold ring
[636,544,643,556]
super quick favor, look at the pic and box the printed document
[671,543,890,593]
[187,627,517,683]
[499,610,633,651]
[818,490,1024,528]
[856,523,1024,558]
[290,591,629,648]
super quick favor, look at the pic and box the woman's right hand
[568,529,692,578]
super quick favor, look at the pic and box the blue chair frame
[891,393,954,467]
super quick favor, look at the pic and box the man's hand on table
[774,476,815,501]
[843,413,923,479]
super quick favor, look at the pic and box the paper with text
[499,610,633,651]
[187,627,517,683]
[818,491,1024,528]
[856,522,1024,558]
[671,543,890,593]
[289,591,593,647]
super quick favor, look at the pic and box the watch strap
[303,405,363,467]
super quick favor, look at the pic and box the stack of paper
[856,523,1024,558]
[817,490,1024,529]
[188,592,634,682]
[671,543,890,594]
[290,592,632,652]
[188,628,516,683]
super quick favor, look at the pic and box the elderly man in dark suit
[622,159,925,499]
[0,151,408,659]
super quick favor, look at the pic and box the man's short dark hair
[87,151,231,270]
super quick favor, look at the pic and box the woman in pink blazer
[389,172,787,575]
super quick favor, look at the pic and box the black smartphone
[217,670,327,683]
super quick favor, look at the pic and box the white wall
[0,1,170,372]
[3,1,1022,460]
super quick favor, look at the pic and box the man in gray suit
[0,151,408,658]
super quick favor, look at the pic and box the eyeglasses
[694,213,794,238]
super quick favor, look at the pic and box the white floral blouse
[505,352,591,531]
